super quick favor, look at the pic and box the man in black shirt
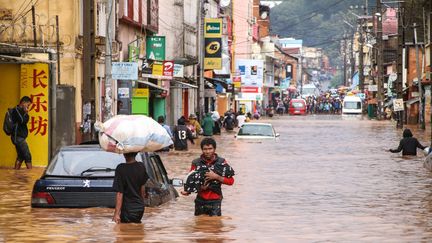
[172,116,194,151]
[10,96,32,169]
[112,152,149,223]
[389,128,426,156]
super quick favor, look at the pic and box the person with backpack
[9,96,32,169]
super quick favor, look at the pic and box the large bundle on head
[96,115,173,153]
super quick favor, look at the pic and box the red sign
[233,76,241,82]
[163,61,174,77]
[241,86,259,93]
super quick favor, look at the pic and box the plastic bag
[95,115,173,153]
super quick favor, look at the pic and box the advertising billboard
[235,59,264,87]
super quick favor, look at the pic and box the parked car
[31,144,181,208]
[235,123,279,139]
[288,99,307,115]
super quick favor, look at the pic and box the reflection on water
[2,115,432,241]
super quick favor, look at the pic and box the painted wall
[233,0,253,59]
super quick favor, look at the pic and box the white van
[342,96,362,114]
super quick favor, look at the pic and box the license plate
[295,110,300,113]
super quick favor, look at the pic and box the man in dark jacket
[389,128,426,156]
[172,116,195,151]
[181,138,234,216]
[11,96,32,169]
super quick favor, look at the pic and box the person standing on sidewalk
[181,138,235,216]
[112,152,149,223]
[11,96,32,170]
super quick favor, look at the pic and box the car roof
[242,122,273,126]
[59,144,153,155]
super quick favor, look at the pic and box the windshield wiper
[80,167,115,176]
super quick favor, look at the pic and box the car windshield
[45,150,127,177]
[291,102,304,108]
[238,124,274,137]
[344,101,361,109]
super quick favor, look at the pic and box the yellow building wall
[0,64,21,167]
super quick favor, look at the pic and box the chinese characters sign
[20,63,49,166]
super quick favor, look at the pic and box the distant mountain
[270,0,375,66]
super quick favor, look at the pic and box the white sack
[96,115,173,153]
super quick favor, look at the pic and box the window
[344,101,361,109]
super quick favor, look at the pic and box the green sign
[128,45,139,62]
[204,18,222,38]
[146,36,166,61]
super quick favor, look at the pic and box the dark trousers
[12,137,31,163]
[120,208,144,223]
[194,198,222,216]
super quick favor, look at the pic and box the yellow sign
[20,63,50,166]
[204,58,222,70]
[204,18,222,38]
[152,62,163,76]
[133,88,149,97]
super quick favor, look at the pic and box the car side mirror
[170,178,183,187]
[275,133,280,137]
[234,134,237,138]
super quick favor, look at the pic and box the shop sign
[20,63,50,166]
[146,36,165,61]
[235,59,264,87]
[133,88,149,97]
[235,92,263,101]
[233,76,241,88]
[112,62,138,80]
[118,88,130,98]
[241,86,259,93]
[393,98,404,111]
[368,85,378,92]
[128,45,139,62]
[163,61,174,77]
[173,64,184,78]
[152,61,163,76]
[204,18,222,38]
[204,38,222,70]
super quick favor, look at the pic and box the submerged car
[235,123,279,139]
[31,144,181,208]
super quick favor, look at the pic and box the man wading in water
[181,138,234,216]
[112,152,149,223]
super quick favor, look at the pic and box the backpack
[3,108,15,136]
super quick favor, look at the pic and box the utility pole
[104,0,114,121]
[56,15,60,85]
[197,0,205,121]
[359,18,365,92]
[413,23,425,129]
[343,34,347,86]
[31,5,37,47]
[376,0,384,120]
[396,4,404,129]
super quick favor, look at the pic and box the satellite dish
[220,0,230,8]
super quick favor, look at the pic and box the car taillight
[32,192,55,204]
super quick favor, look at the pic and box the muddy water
[2,115,432,242]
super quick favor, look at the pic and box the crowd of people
[157,109,260,151]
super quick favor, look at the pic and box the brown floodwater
[2,115,432,242]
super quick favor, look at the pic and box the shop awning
[171,80,198,89]
[405,98,419,105]
[137,79,168,91]
[0,54,55,64]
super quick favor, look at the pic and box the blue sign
[112,62,138,80]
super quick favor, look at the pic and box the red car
[288,99,307,115]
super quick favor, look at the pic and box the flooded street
[2,115,432,242]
